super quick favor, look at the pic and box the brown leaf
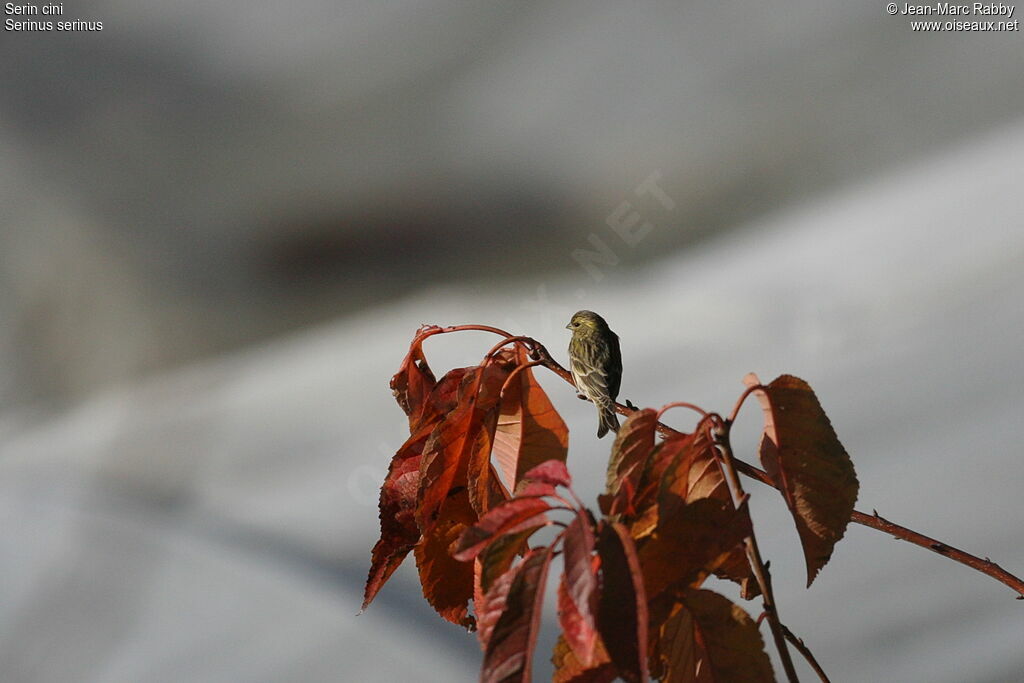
[390,334,437,430]
[628,431,695,537]
[493,347,569,490]
[361,419,435,612]
[419,360,513,532]
[466,355,518,515]
[656,590,775,683]
[514,480,559,498]
[475,555,518,649]
[682,432,729,503]
[653,433,710,514]
[655,604,705,683]
[657,430,760,599]
[745,373,859,586]
[414,488,478,628]
[557,580,597,671]
[481,547,556,683]
[427,366,475,419]
[552,634,617,683]
[466,406,506,515]
[639,497,752,600]
[478,525,545,594]
[596,522,649,683]
[363,366,484,612]
[454,497,551,561]
[559,516,599,665]
[602,409,658,517]
[417,369,483,531]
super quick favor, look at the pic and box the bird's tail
[597,404,620,439]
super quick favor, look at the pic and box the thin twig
[522,340,1024,600]
[714,422,801,683]
[656,401,709,421]
[780,624,831,683]
[498,360,545,398]
[728,383,763,424]
[483,335,536,359]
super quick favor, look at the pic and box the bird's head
[566,310,608,332]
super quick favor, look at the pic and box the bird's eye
[573,322,580,327]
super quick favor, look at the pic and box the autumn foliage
[361,324,1023,682]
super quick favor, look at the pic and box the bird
[566,310,622,438]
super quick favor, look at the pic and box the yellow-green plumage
[566,310,622,438]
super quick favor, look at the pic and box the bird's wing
[607,331,621,400]
[570,354,610,395]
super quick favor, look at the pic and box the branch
[780,624,831,683]
[731,459,1024,600]
[852,509,1024,601]
[523,339,1024,600]
[714,422,801,683]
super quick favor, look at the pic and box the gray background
[1,2,1023,681]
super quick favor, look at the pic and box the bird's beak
[565,323,572,330]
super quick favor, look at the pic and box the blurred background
[1,1,1023,681]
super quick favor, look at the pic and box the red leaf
[745,373,859,586]
[626,432,708,540]
[417,369,484,531]
[633,432,693,506]
[454,497,551,561]
[361,419,435,612]
[656,590,774,682]
[512,448,575,501]
[391,334,438,430]
[493,347,569,491]
[521,459,572,489]
[414,488,478,628]
[659,430,733,505]
[467,355,518,515]
[476,556,518,649]
[481,547,556,683]
[557,581,596,669]
[552,635,617,683]
[419,359,514,533]
[626,431,699,539]
[559,516,599,665]
[514,480,559,498]
[478,525,545,594]
[596,522,649,683]
[363,365,485,612]
[427,366,475,418]
[602,409,658,517]
[466,407,506,515]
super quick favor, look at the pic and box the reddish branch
[780,624,831,683]
[727,457,1024,600]
[427,327,1024,600]
[484,329,1024,601]
[713,420,801,683]
[852,510,1024,600]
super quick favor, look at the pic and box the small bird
[566,310,622,438]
